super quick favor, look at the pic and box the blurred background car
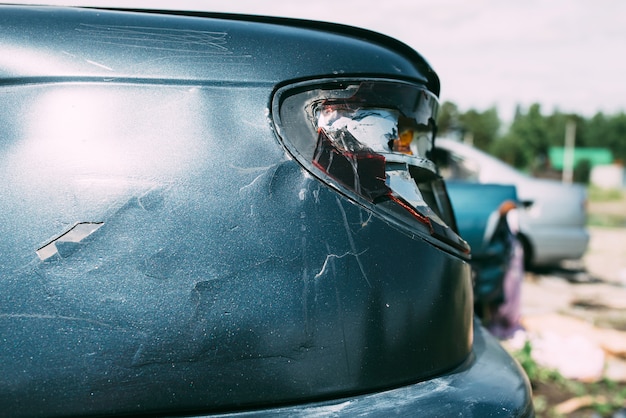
[447,182,525,338]
[435,138,589,269]
[0,4,532,417]
[447,182,518,304]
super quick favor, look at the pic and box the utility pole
[562,119,576,184]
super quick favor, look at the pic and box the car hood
[0,4,439,90]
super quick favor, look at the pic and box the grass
[587,213,626,228]
[586,186,626,228]
[512,341,626,417]
[514,186,626,415]
[587,186,625,203]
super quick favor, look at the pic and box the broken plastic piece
[36,222,104,261]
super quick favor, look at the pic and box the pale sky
[9,0,626,120]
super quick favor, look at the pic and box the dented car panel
[0,5,532,417]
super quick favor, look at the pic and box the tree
[581,112,609,151]
[436,102,500,151]
[458,107,500,151]
[435,102,625,172]
[500,104,550,171]
[490,136,529,169]
[580,111,626,164]
[606,112,626,163]
[437,101,461,136]
[545,111,581,148]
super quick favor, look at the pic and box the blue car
[446,181,524,335]
[0,5,533,417]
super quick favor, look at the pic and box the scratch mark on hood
[229,164,276,174]
[360,210,373,228]
[0,313,114,329]
[75,24,250,58]
[335,197,372,287]
[239,172,267,194]
[314,250,368,280]
[84,59,114,71]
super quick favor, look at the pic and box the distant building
[591,165,625,189]
[548,147,613,171]
[548,147,623,189]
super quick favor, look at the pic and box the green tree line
[437,101,626,173]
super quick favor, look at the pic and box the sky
[10,0,626,121]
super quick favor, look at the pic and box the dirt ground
[514,225,626,416]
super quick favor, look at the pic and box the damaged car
[0,4,533,417]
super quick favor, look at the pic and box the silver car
[435,138,589,267]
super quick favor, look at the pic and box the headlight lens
[272,79,468,253]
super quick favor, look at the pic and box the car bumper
[200,320,534,417]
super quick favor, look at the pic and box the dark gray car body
[0,5,532,417]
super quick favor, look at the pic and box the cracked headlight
[272,79,468,253]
